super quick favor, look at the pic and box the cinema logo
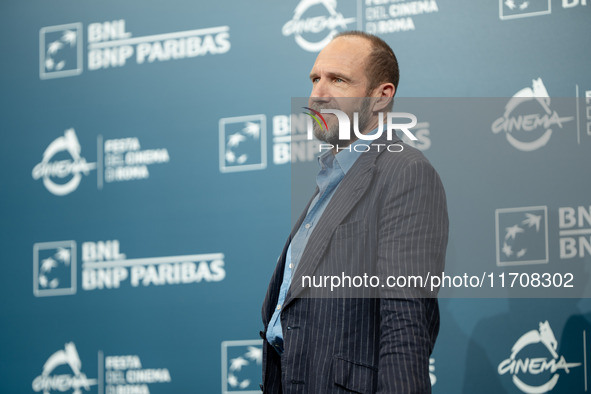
[282,0,357,52]
[33,344,173,393]
[40,19,230,78]
[81,240,225,290]
[32,342,97,394]
[303,107,418,152]
[32,129,171,195]
[32,129,96,196]
[492,78,574,151]
[498,321,581,393]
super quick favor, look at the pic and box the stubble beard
[312,99,372,147]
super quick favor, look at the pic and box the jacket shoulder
[374,141,435,173]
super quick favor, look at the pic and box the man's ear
[371,83,395,112]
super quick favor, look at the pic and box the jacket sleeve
[376,159,448,393]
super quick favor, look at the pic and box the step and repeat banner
[1,0,590,393]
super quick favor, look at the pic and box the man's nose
[310,79,331,101]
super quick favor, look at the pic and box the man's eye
[312,77,320,83]
[335,78,344,83]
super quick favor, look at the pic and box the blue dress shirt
[266,133,376,354]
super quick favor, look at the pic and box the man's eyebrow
[309,71,352,81]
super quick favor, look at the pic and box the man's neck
[331,122,380,155]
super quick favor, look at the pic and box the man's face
[308,36,373,145]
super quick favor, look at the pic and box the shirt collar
[333,127,380,174]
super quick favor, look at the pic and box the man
[260,31,448,393]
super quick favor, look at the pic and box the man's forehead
[326,35,370,52]
[311,36,371,74]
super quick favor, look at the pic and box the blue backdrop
[1,0,591,393]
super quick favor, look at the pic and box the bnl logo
[221,340,263,394]
[496,206,549,266]
[40,23,83,79]
[219,115,267,173]
[559,205,591,259]
[33,241,77,297]
[499,0,551,19]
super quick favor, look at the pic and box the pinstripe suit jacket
[261,135,448,394]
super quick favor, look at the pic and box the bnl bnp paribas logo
[34,241,77,297]
[282,0,359,52]
[496,204,591,266]
[492,78,574,151]
[40,19,230,79]
[499,0,587,19]
[496,206,549,266]
[499,0,551,20]
[497,321,583,393]
[219,115,267,173]
[33,239,225,297]
[221,340,263,394]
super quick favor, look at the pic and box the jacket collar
[283,133,401,307]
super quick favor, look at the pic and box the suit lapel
[283,135,399,306]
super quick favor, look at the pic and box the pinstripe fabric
[261,135,449,394]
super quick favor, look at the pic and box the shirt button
[276,304,281,310]
[289,263,293,269]
[305,223,311,229]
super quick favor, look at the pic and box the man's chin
[313,125,337,142]
[314,133,338,146]
[315,135,356,150]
